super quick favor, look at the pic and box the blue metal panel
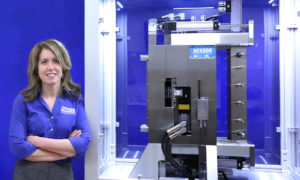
[0,0,84,179]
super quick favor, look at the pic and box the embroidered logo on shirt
[60,106,75,115]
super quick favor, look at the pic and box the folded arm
[27,130,82,158]
[25,148,67,162]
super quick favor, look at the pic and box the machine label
[189,46,216,59]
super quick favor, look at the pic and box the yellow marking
[178,104,190,110]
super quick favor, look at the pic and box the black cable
[205,14,219,21]
[161,135,186,174]
[199,126,207,179]
[198,80,201,99]
[199,133,205,178]
[219,171,228,180]
[165,141,194,180]
[161,133,195,180]
[156,17,169,23]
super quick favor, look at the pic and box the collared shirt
[9,91,91,161]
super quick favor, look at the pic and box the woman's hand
[69,130,82,138]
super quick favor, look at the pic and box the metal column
[227,47,248,140]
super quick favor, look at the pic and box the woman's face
[38,48,63,88]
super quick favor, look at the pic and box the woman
[9,39,90,180]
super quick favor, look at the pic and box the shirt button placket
[50,115,54,133]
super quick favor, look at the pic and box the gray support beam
[85,0,117,179]
[279,0,300,177]
[231,0,242,32]
[148,18,157,46]
[164,33,171,45]
[84,0,101,179]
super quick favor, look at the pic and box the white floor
[99,162,296,180]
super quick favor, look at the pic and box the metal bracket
[233,118,245,123]
[233,83,245,87]
[239,43,250,46]
[233,101,245,105]
[232,65,244,70]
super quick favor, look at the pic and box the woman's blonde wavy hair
[21,39,81,102]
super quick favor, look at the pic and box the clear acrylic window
[116,0,280,165]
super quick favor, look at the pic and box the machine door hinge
[117,35,122,41]
[100,30,109,35]
[276,24,298,30]
[281,149,289,165]
[287,24,298,30]
[99,17,104,24]
[98,133,104,140]
[100,27,119,36]
[100,122,119,129]
[276,127,281,133]
[282,169,291,174]
[288,127,299,133]
[115,122,120,127]
[277,127,299,133]
[140,124,149,132]
[140,54,149,61]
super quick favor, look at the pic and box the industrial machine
[129,2,255,180]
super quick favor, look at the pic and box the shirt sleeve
[9,95,37,160]
[69,97,91,157]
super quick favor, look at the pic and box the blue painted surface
[0,1,85,179]
[116,1,280,165]
[216,50,228,137]
[244,5,280,162]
